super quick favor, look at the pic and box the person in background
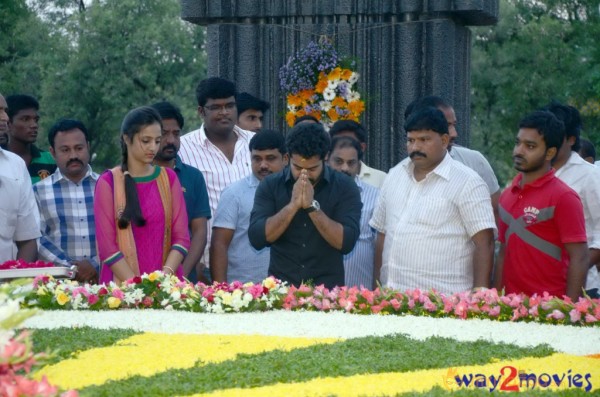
[94,106,190,284]
[327,136,379,288]
[578,138,596,165]
[151,101,211,283]
[494,111,588,301]
[249,122,362,288]
[370,107,496,294]
[329,120,387,189]
[179,77,253,282]
[236,92,270,133]
[33,119,99,283]
[543,101,600,299]
[6,94,56,183]
[293,115,320,126]
[211,130,288,283]
[0,93,39,263]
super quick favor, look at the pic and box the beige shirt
[358,161,387,189]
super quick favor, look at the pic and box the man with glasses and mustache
[210,130,288,284]
[152,101,211,283]
[179,77,255,282]
[249,123,362,288]
[370,107,496,294]
[33,119,99,283]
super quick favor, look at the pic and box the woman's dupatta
[110,166,172,284]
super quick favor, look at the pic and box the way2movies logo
[443,366,593,392]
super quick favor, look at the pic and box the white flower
[327,79,339,90]
[287,104,297,112]
[323,88,336,101]
[349,72,359,85]
[347,91,361,102]
[319,101,332,112]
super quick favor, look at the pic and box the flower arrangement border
[14,269,600,327]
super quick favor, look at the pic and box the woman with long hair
[94,106,190,283]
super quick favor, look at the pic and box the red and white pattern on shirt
[178,125,254,259]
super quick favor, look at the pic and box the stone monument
[180,0,499,170]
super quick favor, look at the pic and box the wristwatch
[305,199,320,213]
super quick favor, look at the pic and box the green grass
[72,334,553,397]
[30,327,139,365]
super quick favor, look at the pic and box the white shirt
[450,145,500,195]
[369,152,496,294]
[358,161,387,189]
[178,124,254,262]
[554,152,600,289]
[0,148,40,262]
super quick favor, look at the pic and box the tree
[471,0,600,184]
[1,0,206,170]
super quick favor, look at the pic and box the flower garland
[0,280,77,396]
[279,41,365,129]
[14,269,600,327]
[0,259,55,270]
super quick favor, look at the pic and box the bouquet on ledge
[279,40,365,129]
[0,260,55,270]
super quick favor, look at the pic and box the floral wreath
[279,40,365,129]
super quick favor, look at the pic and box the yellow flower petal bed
[184,353,599,396]
[35,333,339,389]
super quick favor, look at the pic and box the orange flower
[287,94,302,107]
[331,97,347,108]
[327,108,339,121]
[340,68,353,80]
[315,74,329,94]
[299,89,315,101]
[328,67,342,81]
[348,100,365,116]
[286,111,297,127]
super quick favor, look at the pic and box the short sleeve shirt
[498,170,587,297]
[29,145,57,184]
[174,156,211,221]
[0,148,40,262]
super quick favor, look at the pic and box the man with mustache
[327,136,379,288]
[151,101,211,283]
[33,119,99,283]
[236,92,270,133]
[370,106,496,294]
[179,77,254,283]
[6,95,56,183]
[494,111,589,301]
[210,130,288,283]
[0,93,39,263]
[249,122,362,288]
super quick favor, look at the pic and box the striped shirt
[179,124,254,262]
[33,166,99,269]
[369,153,496,294]
[344,178,379,288]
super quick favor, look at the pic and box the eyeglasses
[204,103,237,113]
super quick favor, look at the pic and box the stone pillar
[180,0,499,171]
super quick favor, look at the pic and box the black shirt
[249,165,362,288]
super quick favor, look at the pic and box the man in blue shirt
[152,101,211,282]
[210,130,288,283]
[327,136,379,288]
[33,119,99,283]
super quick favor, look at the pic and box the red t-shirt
[498,169,587,297]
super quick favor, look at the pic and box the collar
[246,173,261,187]
[51,164,98,185]
[402,151,452,181]
[358,161,370,178]
[196,124,251,147]
[174,155,184,172]
[510,169,556,192]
